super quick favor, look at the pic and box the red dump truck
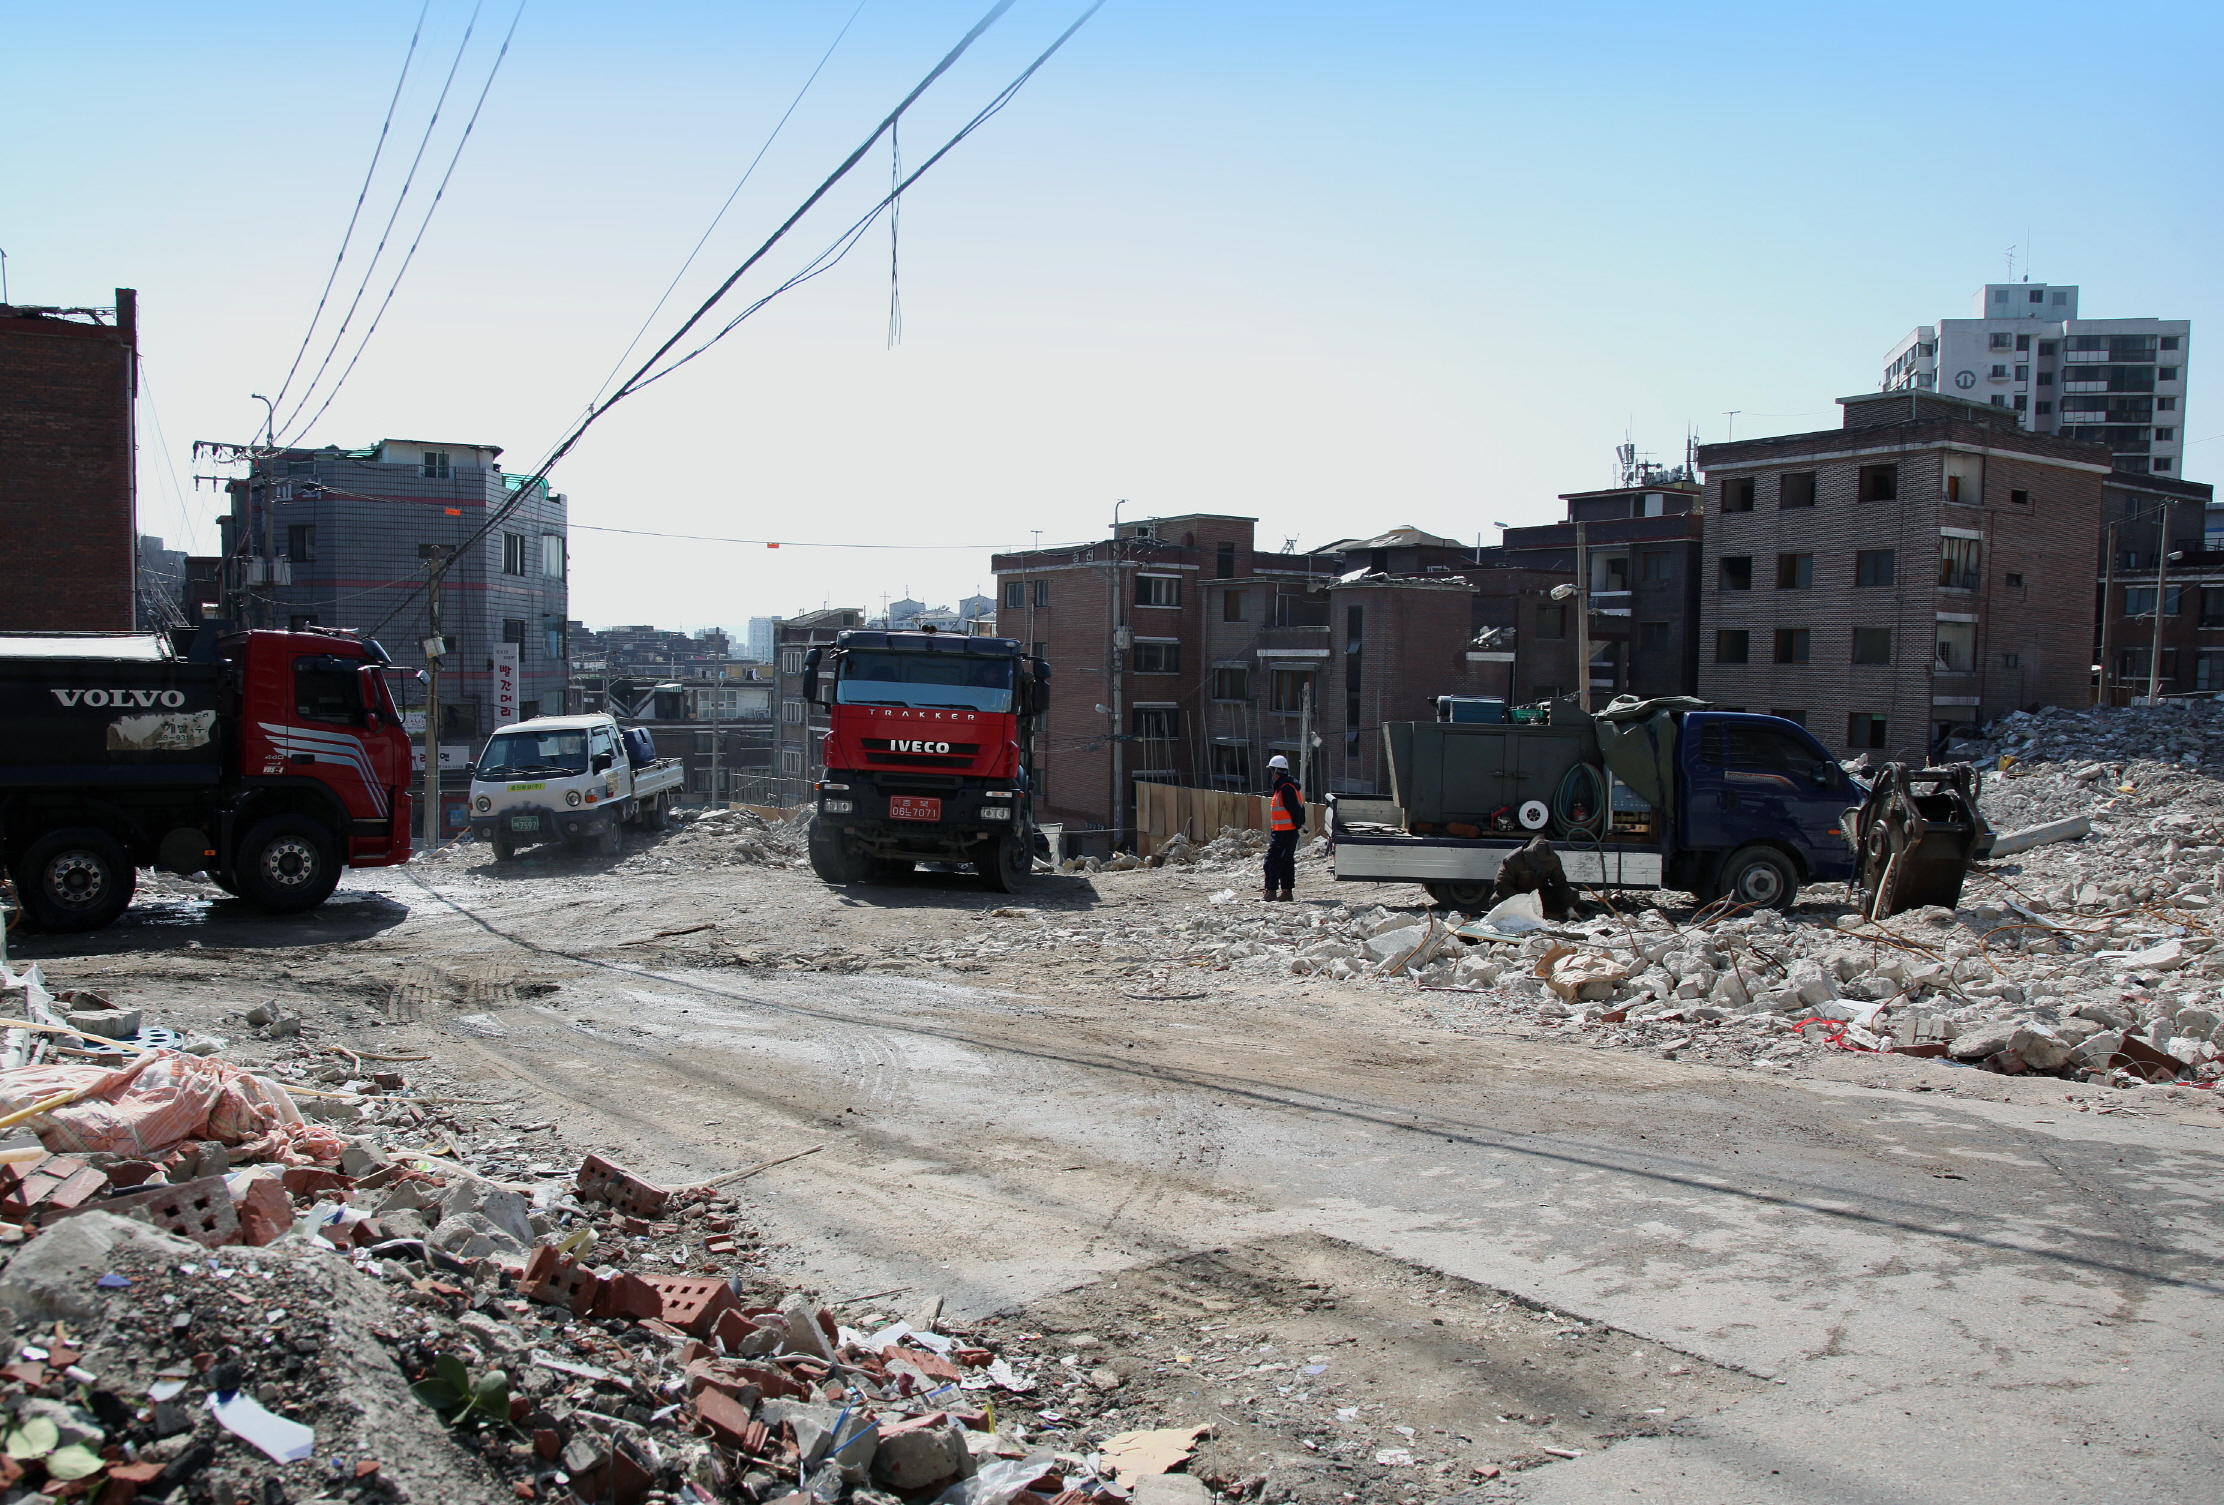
[801,629,1049,892]
[0,628,414,931]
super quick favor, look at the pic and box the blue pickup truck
[1331,699,1989,915]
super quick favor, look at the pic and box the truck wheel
[640,796,668,832]
[233,816,341,914]
[1425,880,1494,913]
[593,822,622,858]
[807,821,872,884]
[16,827,136,932]
[980,834,1032,894]
[492,831,519,862]
[1711,845,1799,912]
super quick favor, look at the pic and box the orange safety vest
[1270,779,1302,831]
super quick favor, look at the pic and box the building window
[1723,478,1755,513]
[1773,628,1810,664]
[2013,394,2028,411]
[1939,535,1981,589]
[1003,580,1024,610]
[1992,396,2008,407]
[1847,713,1888,749]
[2160,367,2180,381]
[542,534,564,578]
[2155,459,2174,472]
[1935,621,1976,670]
[502,618,525,645]
[1715,630,1749,664]
[2005,571,2024,588]
[1854,549,1895,587]
[2036,401,2053,414]
[2016,332,2032,348]
[1132,641,1180,673]
[439,701,478,740]
[1851,627,1892,664]
[1535,603,1567,638]
[1269,668,1315,713]
[1210,743,1251,783]
[1858,464,1898,502]
[1999,654,2018,671]
[1216,540,1237,580]
[1720,556,1753,591]
[2159,397,2178,411]
[1775,553,1813,590]
[2162,336,2181,351]
[422,451,451,479]
[782,698,806,723]
[1135,574,1182,607]
[2157,427,2177,442]
[1639,621,1669,651]
[1641,551,1671,582]
[286,524,316,564]
[1132,706,1178,739]
[1989,331,2013,349]
[1212,666,1251,701]
[503,532,528,576]
[2038,371,2053,386]
[695,732,713,755]
[1025,580,1044,608]
[1223,589,1248,622]
[781,648,805,675]
[1779,473,1817,509]
[2009,489,2029,507]
[2123,585,2184,616]
[2198,652,2224,692]
[2039,341,2056,357]
[781,748,803,775]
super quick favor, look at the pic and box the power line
[571,522,1023,549]
[266,1,432,423]
[577,0,869,419]
[272,0,494,441]
[282,0,527,446]
[365,0,1029,639]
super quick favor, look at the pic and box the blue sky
[8,1,2219,636]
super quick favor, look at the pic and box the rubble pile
[624,808,801,874]
[1060,830,1329,876]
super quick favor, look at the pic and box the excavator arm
[1846,762,1996,919]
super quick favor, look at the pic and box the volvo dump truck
[0,627,414,931]
[801,629,1048,892]
[1333,696,1991,916]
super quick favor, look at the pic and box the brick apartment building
[1466,480,1706,705]
[214,439,570,760]
[2092,470,2221,702]
[992,516,1503,839]
[1694,391,2111,762]
[0,291,138,631]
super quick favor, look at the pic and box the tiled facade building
[220,438,571,753]
[1694,391,2110,762]
[0,292,138,631]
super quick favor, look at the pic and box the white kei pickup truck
[467,714,685,859]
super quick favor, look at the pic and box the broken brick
[50,1175,239,1248]
[576,1153,671,1218]
[230,1173,295,1246]
[281,1166,355,1198]
[693,1386,757,1449]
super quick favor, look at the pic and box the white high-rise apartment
[1882,283,2190,476]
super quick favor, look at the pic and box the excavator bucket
[1847,762,1995,919]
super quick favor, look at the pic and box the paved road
[352,858,2224,1505]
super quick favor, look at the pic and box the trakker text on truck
[468,714,685,859]
[801,629,1048,892]
[0,628,414,932]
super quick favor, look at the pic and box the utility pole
[2149,499,2174,705]
[421,549,450,846]
[2098,522,2118,706]
[1573,519,1591,711]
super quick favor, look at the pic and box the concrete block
[1948,1021,2018,1061]
[2010,1024,2075,1071]
[440,1179,533,1246]
[1988,815,2092,857]
[65,1008,142,1040]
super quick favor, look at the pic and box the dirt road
[16,841,2223,1503]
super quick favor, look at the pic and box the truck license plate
[511,814,540,832]
[890,796,941,822]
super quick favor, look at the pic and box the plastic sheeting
[0,1052,344,1165]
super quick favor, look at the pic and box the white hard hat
[1267,755,1290,769]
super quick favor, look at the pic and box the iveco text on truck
[801,629,1049,892]
[0,627,414,932]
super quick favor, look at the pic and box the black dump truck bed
[0,636,224,788]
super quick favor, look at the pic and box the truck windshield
[478,729,590,778]
[836,651,1014,713]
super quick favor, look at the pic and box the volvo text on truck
[801,629,1049,892]
[0,628,414,932]
[1332,697,1989,917]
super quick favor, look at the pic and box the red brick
[576,1155,671,1218]
[693,1386,757,1448]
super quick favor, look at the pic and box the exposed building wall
[0,293,137,631]
[1697,394,2109,760]
[2093,473,2220,703]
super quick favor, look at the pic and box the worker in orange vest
[1264,754,1302,902]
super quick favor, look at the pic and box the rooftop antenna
[2004,243,2017,281]
[1723,411,1740,442]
